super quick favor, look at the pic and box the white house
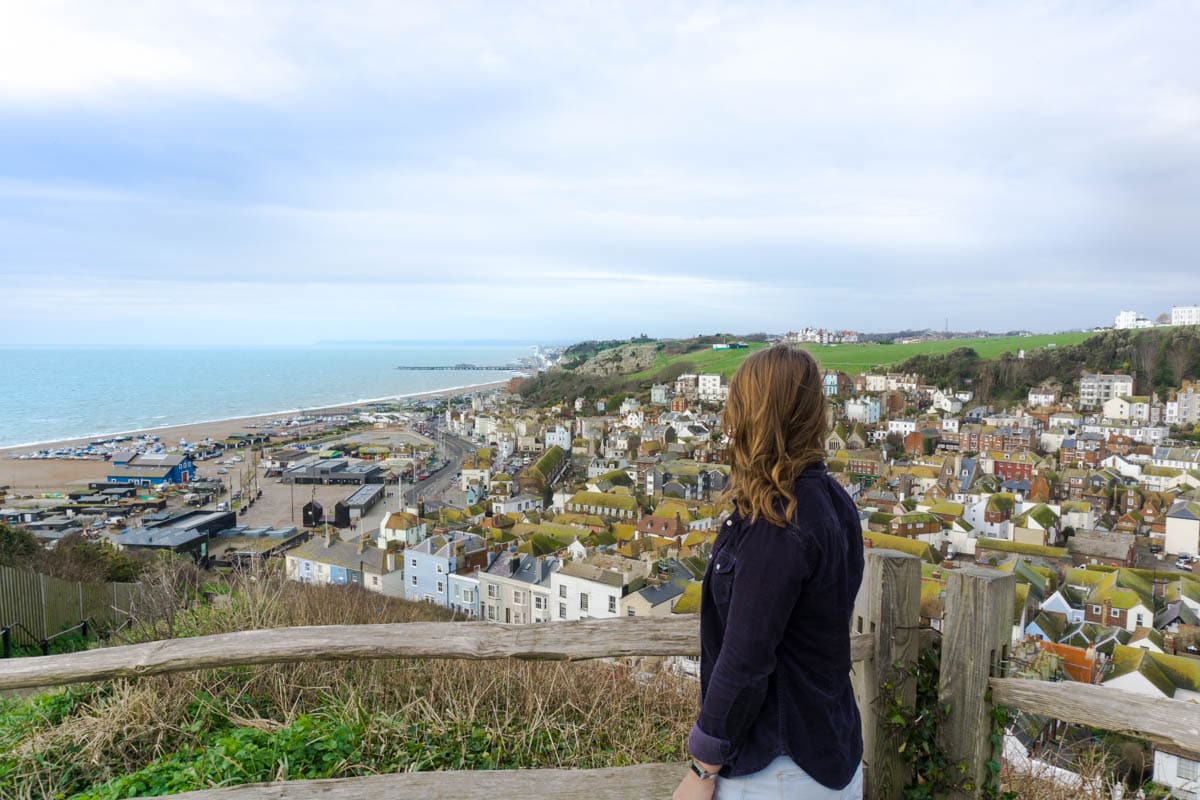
[1153,747,1200,800]
[697,374,727,404]
[1172,305,1200,326]
[544,425,572,451]
[1102,395,1154,423]
[888,419,917,436]
[378,511,428,548]
[1166,500,1200,557]
[1027,387,1058,408]
[1079,374,1135,409]
[931,390,963,414]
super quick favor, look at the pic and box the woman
[673,345,865,800]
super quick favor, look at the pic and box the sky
[1,2,1198,345]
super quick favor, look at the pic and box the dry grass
[1003,738,1154,800]
[0,571,696,798]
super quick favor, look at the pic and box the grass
[0,572,695,799]
[626,332,1094,380]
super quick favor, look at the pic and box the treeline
[895,328,1200,402]
[0,524,144,583]
[523,332,763,406]
[516,359,697,407]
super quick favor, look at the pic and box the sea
[0,343,540,449]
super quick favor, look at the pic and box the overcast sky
[1,2,1197,345]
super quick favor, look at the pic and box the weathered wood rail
[5,550,1200,800]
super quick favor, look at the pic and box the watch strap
[690,760,719,780]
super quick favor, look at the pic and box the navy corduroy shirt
[687,462,865,789]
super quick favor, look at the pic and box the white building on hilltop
[1114,310,1153,329]
[1172,305,1200,327]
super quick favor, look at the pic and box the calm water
[0,344,536,448]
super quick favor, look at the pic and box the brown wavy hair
[722,344,828,527]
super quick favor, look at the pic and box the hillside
[896,326,1200,402]
[518,331,1097,405]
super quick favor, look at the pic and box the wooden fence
[4,550,1200,799]
[0,564,139,647]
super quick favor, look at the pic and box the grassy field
[627,332,1094,379]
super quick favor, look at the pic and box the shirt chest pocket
[710,553,737,608]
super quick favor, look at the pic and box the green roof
[987,493,1016,513]
[862,531,939,563]
[567,491,638,513]
[672,581,703,614]
[975,538,1067,559]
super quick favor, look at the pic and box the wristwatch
[690,760,720,780]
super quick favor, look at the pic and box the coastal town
[4,314,1200,796]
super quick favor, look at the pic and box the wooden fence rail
[5,549,1198,800]
[0,616,871,691]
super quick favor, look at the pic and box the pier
[394,364,521,371]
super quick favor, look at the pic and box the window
[436,581,444,593]
[1092,605,1102,615]
[559,603,567,619]
[487,584,498,599]
[436,563,444,574]
[534,596,546,610]
[559,584,567,598]
[411,558,417,568]
[423,593,434,603]
[1136,614,1145,627]
[513,589,524,605]
[608,596,617,614]
[411,576,417,586]
[1110,609,1120,619]
[463,589,474,603]
[627,607,636,617]
[580,593,589,612]
[371,576,379,586]
[1178,757,1199,781]
[486,605,497,621]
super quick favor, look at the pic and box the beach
[0,379,509,494]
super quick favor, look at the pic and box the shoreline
[0,379,510,459]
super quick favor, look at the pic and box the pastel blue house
[1039,587,1085,624]
[403,531,488,606]
[448,573,480,618]
[1024,610,1068,642]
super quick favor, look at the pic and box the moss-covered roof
[671,580,703,614]
[862,531,939,563]
[975,538,1067,560]
[567,491,638,513]
[986,493,1016,513]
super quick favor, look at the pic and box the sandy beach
[0,380,509,494]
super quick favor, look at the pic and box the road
[400,420,474,507]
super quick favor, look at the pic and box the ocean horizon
[0,343,539,449]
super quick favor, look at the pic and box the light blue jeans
[714,755,863,799]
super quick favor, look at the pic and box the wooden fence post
[938,566,1015,799]
[853,549,921,800]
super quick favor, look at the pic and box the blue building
[448,572,480,618]
[107,452,196,486]
[403,531,488,606]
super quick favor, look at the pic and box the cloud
[0,2,1198,343]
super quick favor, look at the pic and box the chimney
[386,551,396,573]
[358,537,367,555]
[1153,578,1167,602]
[324,530,334,548]
[418,497,426,519]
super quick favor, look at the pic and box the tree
[1156,312,1171,325]
[664,427,678,444]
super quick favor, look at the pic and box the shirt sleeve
[688,519,814,765]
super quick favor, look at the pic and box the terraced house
[565,490,637,520]
[477,549,557,624]
[403,530,488,606]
